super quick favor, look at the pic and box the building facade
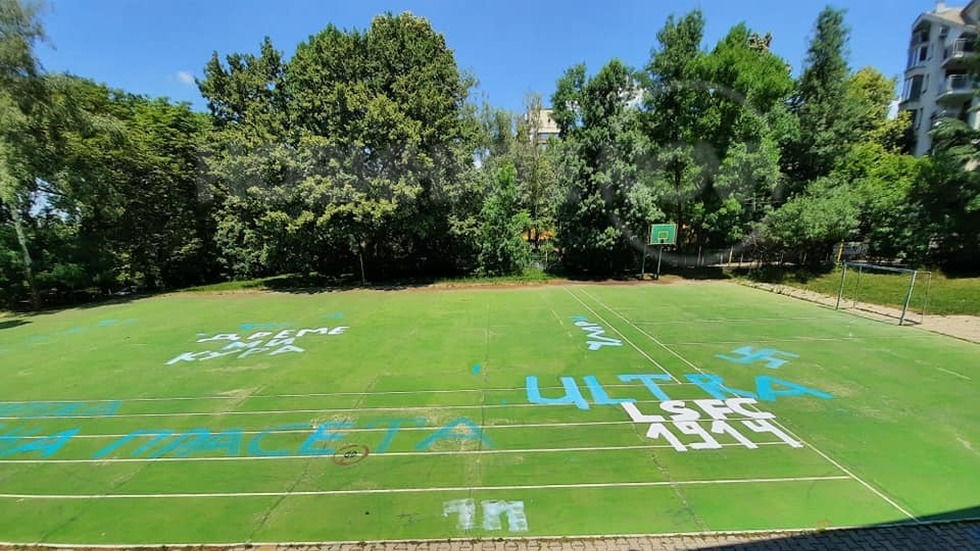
[901,1,980,156]
[528,108,560,146]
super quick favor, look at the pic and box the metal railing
[942,74,975,94]
[944,38,976,61]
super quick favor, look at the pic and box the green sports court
[0,282,977,544]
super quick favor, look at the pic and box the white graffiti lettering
[442,499,528,532]
[167,325,347,365]
[624,398,795,452]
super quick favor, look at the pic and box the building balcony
[942,38,977,68]
[936,74,977,103]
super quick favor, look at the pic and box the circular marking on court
[333,444,370,466]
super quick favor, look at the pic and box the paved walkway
[259,522,980,551]
[9,522,980,551]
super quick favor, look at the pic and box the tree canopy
[0,0,975,308]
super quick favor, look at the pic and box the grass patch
[183,270,555,293]
[432,268,552,285]
[739,266,980,316]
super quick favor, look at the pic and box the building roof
[933,7,966,25]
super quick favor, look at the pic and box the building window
[903,75,925,101]
[907,45,929,68]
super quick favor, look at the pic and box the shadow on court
[656,509,980,550]
[0,319,30,330]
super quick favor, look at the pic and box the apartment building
[901,1,980,156]
[528,108,560,146]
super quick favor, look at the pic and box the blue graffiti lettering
[583,376,634,405]
[618,374,673,400]
[755,376,833,402]
[247,423,309,457]
[144,429,210,458]
[0,428,78,458]
[93,429,174,459]
[525,376,589,410]
[684,373,759,400]
[366,417,426,453]
[526,373,833,407]
[173,429,245,457]
[716,346,800,369]
[298,422,353,456]
[0,400,121,419]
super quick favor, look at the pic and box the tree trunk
[8,205,38,308]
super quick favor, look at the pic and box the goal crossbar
[835,262,932,326]
[841,262,916,274]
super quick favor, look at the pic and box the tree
[847,67,911,153]
[783,7,857,191]
[642,11,708,252]
[512,94,557,251]
[830,142,923,260]
[642,16,792,253]
[0,0,46,305]
[760,177,860,264]
[913,120,980,270]
[201,13,480,281]
[552,60,662,273]
[476,163,530,275]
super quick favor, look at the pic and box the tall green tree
[783,7,857,191]
[200,13,480,281]
[0,0,46,304]
[642,10,707,249]
[512,94,557,251]
[641,16,791,252]
[760,177,860,264]
[914,120,980,269]
[830,142,923,260]
[476,163,530,276]
[847,67,912,152]
[553,60,662,273]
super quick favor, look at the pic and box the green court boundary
[2,282,975,544]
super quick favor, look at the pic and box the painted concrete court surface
[0,282,977,544]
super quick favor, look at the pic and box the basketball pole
[640,241,647,279]
[656,246,663,280]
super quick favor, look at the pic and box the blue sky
[36,0,934,112]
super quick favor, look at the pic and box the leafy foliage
[0,1,974,308]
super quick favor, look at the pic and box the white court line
[935,367,971,381]
[663,336,924,345]
[0,383,690,406]
[561,287,680,383]
[0,475,852,498]
[0,442,793,464]
[634,316,826,325]
[577,288,704,374]
[579,287,918,522]
[0,398,712,420]
[16,420,645,438]
[9,416,773,440]
[761,416,918,521]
